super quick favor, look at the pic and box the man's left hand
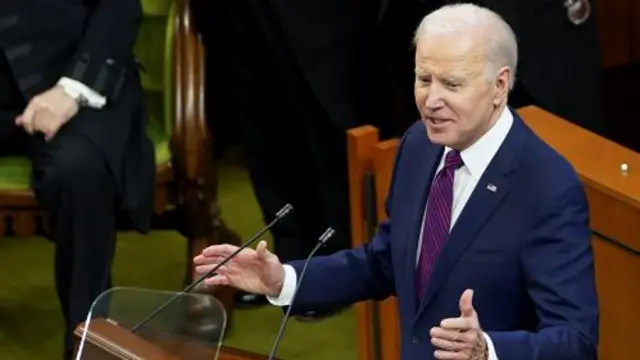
[16,86,79,141]
[430,289,488,360]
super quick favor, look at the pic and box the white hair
[413,3,518,90]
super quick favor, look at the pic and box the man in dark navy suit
[194,4,599,359]
[0,1,153,357]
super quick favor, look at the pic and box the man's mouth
[425,117,450,125]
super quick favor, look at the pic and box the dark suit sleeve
[284,131,412,312]
[63,0,142,100]
[487,184,599,360]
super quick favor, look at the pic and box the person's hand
[430,289,488,360]
[15,86,79,141]
[193,240,286,297]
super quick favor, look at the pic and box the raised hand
[193,240,286,297]
[430,289,488,360]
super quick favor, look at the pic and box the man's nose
[424,87,445,110]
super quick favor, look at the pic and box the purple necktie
[416,150,463,299]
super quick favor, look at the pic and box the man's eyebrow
[442,75,465,82]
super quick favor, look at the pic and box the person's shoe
[293,305,349,322]
[234,291,268,309]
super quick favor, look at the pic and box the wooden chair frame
[0,0,239,324]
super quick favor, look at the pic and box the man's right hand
[193,240,286,297]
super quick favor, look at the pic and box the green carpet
[0,159,357,359]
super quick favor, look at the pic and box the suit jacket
[377,0,606,135]
[288,110,599,359]
[0,0,154,228]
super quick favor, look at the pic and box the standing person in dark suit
[0,0,154,357]
[195,4,599,359]
[191,0,395,318]
[378,0,605,135]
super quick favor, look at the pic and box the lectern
[73,287,269,360]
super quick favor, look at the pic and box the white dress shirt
[57,77,107,109]
[268,106,514,360]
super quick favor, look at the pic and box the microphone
[564,0,591,26]
[129,203,294,333]
[267,227,336,360]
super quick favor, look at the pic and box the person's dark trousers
[0,62,118,356]
[0,123,118,359]
[32,130,118,357]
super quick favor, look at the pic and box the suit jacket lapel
[415,112,524,320]
[404,140,443,314]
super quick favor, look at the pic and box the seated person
[194,4,599,360]
[0,0,154,358]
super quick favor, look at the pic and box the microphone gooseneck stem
[129,203,293,333]
[267,227,335,360]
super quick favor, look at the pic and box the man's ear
[494,66,511,106]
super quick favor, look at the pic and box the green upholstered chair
[0,0,239,326]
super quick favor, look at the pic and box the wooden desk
[347,106,640,360]
[519,106,640,360]
[74,318,271,359]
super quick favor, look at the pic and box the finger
[193,253,225,265]
[194,263,231,275]
[433,349,466,359]
[20,104,36,127]
[193,254,210,265]
[204,275,230,287]
[23,114,35,134]
[24,121,34,134]
[256,240,268,260]
[459,289,475,317]
[44,122,60,142]
[202,244,239,258]
[430,327,466,342]
[440,317,474,330]
[15,115,23,125]
[43,127,55,142]
[431,335,472,352]
[18,105,35,124]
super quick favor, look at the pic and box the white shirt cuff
[57,77,107,109]
[266,265,297,306]
[483,332,499,360]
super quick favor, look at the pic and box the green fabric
[0,0,174,191]
[0,160,358,359]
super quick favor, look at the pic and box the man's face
[414,32,509,150]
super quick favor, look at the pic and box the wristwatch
[68,90,90,107]
[59,84,89,107]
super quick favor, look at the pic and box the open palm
[194,240,285,297]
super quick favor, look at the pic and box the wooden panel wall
[596,0,632,68]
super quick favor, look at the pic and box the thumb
[459,289,475,317]
[255,240,269,260]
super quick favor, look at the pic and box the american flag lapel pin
[486,183,497,192]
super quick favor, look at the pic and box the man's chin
[426,130,456,147]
